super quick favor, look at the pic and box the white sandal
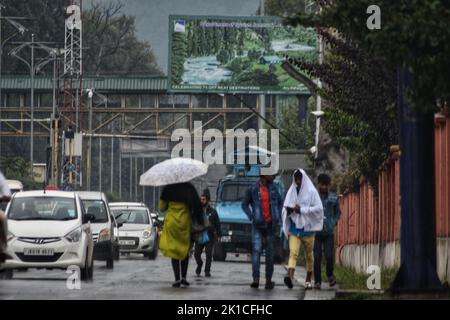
[305,282,313,290]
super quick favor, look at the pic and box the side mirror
[117,222,124,228]
[83,213,96,224]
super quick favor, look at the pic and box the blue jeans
[313,233,335,284]
[251,225,274,281]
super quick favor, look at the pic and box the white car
[78,192,119,269]
[4,190,94,280]
[109,202,158,260]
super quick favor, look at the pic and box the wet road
[0,253,335,300]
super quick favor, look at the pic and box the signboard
[64,133,82,157]
[168,15,317,94]
[120,138,170,158]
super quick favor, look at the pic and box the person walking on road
[314,174,341,289]
[282,169,323,290]
[242,174,283,290]
[159,182,204,288]
[194,190,221,277]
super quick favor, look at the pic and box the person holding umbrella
[159,182,204,287]
[139,158,209,288]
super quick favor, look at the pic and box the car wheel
[106,244,114,269]
[106,256,114,269]
[113,243,120,261]
[148,248,158,260]
[0,268,13,280]
[88,258,94,280]
[80,252,90,281]
[213,243,227,261]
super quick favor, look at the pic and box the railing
[336,114,450,247]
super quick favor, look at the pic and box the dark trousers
[194,241,214,273]
[171,256,189,281]
[313,233,335,284]
[251,225,274,281]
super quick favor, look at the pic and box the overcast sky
[91,0,262,75]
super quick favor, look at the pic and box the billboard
[168,15,318,94]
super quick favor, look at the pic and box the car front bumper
[119,232,156,254]
[4,238,87,269]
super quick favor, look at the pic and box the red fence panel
[337,114,449,246]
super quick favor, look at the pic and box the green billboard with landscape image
[168,15,317,93]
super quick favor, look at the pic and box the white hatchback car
[4,190,94,280]
[109,202,158,260]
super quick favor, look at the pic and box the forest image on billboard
[169,16,318,93]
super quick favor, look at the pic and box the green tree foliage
[1,0,162,76]
[0,157,41,190]
[271,0,402,187]
[217,48,232,64]
[83,1,162,75]
[248,49,262,61]
[263,0,317,17]
[170,31,188,84]
[286,0,450,112]
[275,101,313,150]
[283,0,450,187]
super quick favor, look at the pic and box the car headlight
[7,230,15,242]
[65,227,82,243]
[98,228,111,242]
[143,228,152,239]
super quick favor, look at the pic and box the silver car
[109,202,158,260]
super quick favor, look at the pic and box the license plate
[24,248,55,256]
[221,236,231,243]
[119,240,135,245]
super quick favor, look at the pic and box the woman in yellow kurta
[159,182,203,287]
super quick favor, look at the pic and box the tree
[1,0,162,76]
[82,1,162,75]
[276,100,313,150]
[170,31,187,84]
[0,157,41,190]
[286,0,450,293]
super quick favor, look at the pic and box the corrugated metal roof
[0,76,168,92]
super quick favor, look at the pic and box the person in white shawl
[282,168,323,289]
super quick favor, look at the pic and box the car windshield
[220,183,251,202]
[8,196,77,221]
[111,208,150,225]
[82,200,109,223]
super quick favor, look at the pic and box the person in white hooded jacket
[281,168,323,289]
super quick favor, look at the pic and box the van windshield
[8,197,77,221]
[220,183,252,202]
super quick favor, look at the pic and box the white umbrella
[139,157,208,187]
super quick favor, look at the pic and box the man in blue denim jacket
[241,174,283,290]
[313,174,341,289]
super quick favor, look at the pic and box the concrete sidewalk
[283,264,337,300]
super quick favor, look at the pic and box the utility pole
[258,0,266,129]
[86,88,93,190]
[30,33,35,174]
[392,69,443,293]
